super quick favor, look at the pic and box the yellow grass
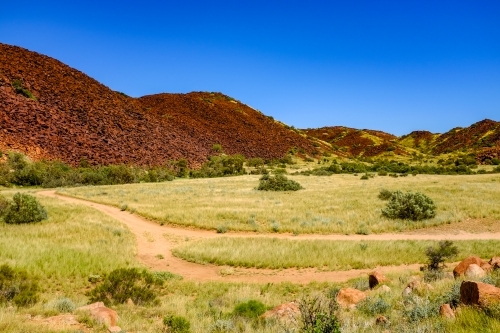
[59,173,500,234]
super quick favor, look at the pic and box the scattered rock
[402,286,412,297]
[465,264,486,279]
[489,257,500,270]
[460,281,500,307]
[453,256,488,278]
[336,288,367,308]
[261,302,300,323]
[440,304,455,319]
[379,285,391,293]
[375,315,389,325]
[108,326,123,333]
[126,298,135,306]
[369,270,388,289]
[77,302,119,327]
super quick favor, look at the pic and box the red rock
[440,304,455,319]
[368,270,388,289]
[489,257,500,269]
[77,302,118,327]
[453,256,489,278]
[336,288,367,309]
[261,302,300,323]
[460,281,500,307]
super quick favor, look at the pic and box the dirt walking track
[40,191,500,284]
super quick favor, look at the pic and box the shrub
[357,297,390,316]
[299,295,341,333]
[54,297,76,313]
[378,189,393,200]
[216,225,228,234]
[12,79,37,100]
[0,194,10,218]
[4,193,48,224]
[233,299,266,318]
[360,174,369,180]
[0,264,40,307]
[163,314,191,333]
[425,240,458,271]
[381,191,436,221]
[257,174,303,191]
[246,158,265,167]
[86,268,162,306]
[212,143,223,153]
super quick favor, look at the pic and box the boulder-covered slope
[0,43,315,166]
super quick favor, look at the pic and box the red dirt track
[0,43,314,166]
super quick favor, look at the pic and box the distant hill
[304,119,500,162]
[0,43,315,166]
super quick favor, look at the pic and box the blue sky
[1,1,499,135]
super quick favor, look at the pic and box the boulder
[108,326,123,333]
[375,315,389,325]
[453,256,488,278]
[439,304,455,319]
[379,285,391,293]
[465,264,486,279]
[336,288,367,309]
[489,257,500,269]
[460,281,500,307]
[261,302,300,323]
[77,302,118,327]
[369,270,388,289]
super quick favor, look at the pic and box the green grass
[0,192,137,293]
[58,173,500,234]
[173,238,500,270]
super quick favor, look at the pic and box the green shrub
[381,191,436,221]
[0,194,10,218]
[0,264,40,307]
[257,174,303,191]
[163,314,191,333]
[212,143,223,153]
[86,268,162,306]
[4,193,48,224]
[233,300,266,318]
[216,225,228,234]
[378,189,393,200]
[12,79,37,100]
[299,295,341,333]
[54,297,76,313]
[360,174,369,180]
[246,158,265,167]
[425,240,458,272]
[357,297,390,315]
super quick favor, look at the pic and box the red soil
[0,43,315,166]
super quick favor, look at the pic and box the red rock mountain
[0,43,315,166]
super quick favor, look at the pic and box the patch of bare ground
[39,190,500,284]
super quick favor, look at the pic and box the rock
[379,285,391,293]
[402,286,412,297]
[481,263,493,272]
[369,270,388,289]
[489,257,500,269]
[336,288,367,308]
[126,298,135,306]
[108,326,122,333]
[453,256,488,278]
[261,302,300,323]
[460,281,500,307]
[77,302,118,327]
[375,315,389,325]
[440,304,455,319]
[464,264,486,279]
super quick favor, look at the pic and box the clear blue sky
[1,1,499,135]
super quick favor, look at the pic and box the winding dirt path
[39,190,500,284]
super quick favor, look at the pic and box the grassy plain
[1,189,500,332]
[173,238,500,270]
[59,173,500,234]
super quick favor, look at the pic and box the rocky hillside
[303,126,409,157]
[305,120,500,161]
[0,43,315,166]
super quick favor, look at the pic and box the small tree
[425,240,458,271]
[257,174,303,191]
[4,193,48,224]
